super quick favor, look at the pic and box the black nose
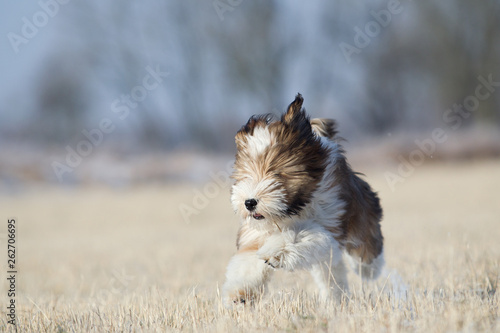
[245,199,258,211]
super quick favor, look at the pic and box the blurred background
[0,0,499,187]
[1,4,500,329]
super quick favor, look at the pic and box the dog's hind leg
[222,251,273,307]
[345,249,385,280]
[310,256,349,302]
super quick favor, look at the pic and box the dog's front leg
[257,224,342,271]
[222,250,273,307]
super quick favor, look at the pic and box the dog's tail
[311,118,338,139]
[340,169,385,280]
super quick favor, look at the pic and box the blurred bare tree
[360,0,500,133]
[2,0,499,149]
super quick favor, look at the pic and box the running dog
[222,94,384,306]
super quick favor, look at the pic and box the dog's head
[231,94,328,224]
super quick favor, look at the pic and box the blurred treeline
[1,0,499,152]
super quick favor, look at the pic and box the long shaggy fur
[223,94,384,306]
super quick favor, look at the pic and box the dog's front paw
[262,252,285,269]
[223,289,255,308]
[257,232,300,271]
[257,235,290,270]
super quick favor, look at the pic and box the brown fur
[327,152,383,264]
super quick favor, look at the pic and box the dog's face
[231,94,328,224]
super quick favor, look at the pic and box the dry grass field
[1,160,499,332]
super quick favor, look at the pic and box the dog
[222,94,384,306]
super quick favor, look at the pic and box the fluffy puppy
[222,94,384,306]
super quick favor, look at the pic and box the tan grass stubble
[0,161,499,331]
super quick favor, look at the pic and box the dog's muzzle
[245,199,265,220]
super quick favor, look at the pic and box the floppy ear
[282,93,304,124]
[310,118,338,139]
[235,114,275,149]
[234,118,254,150]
